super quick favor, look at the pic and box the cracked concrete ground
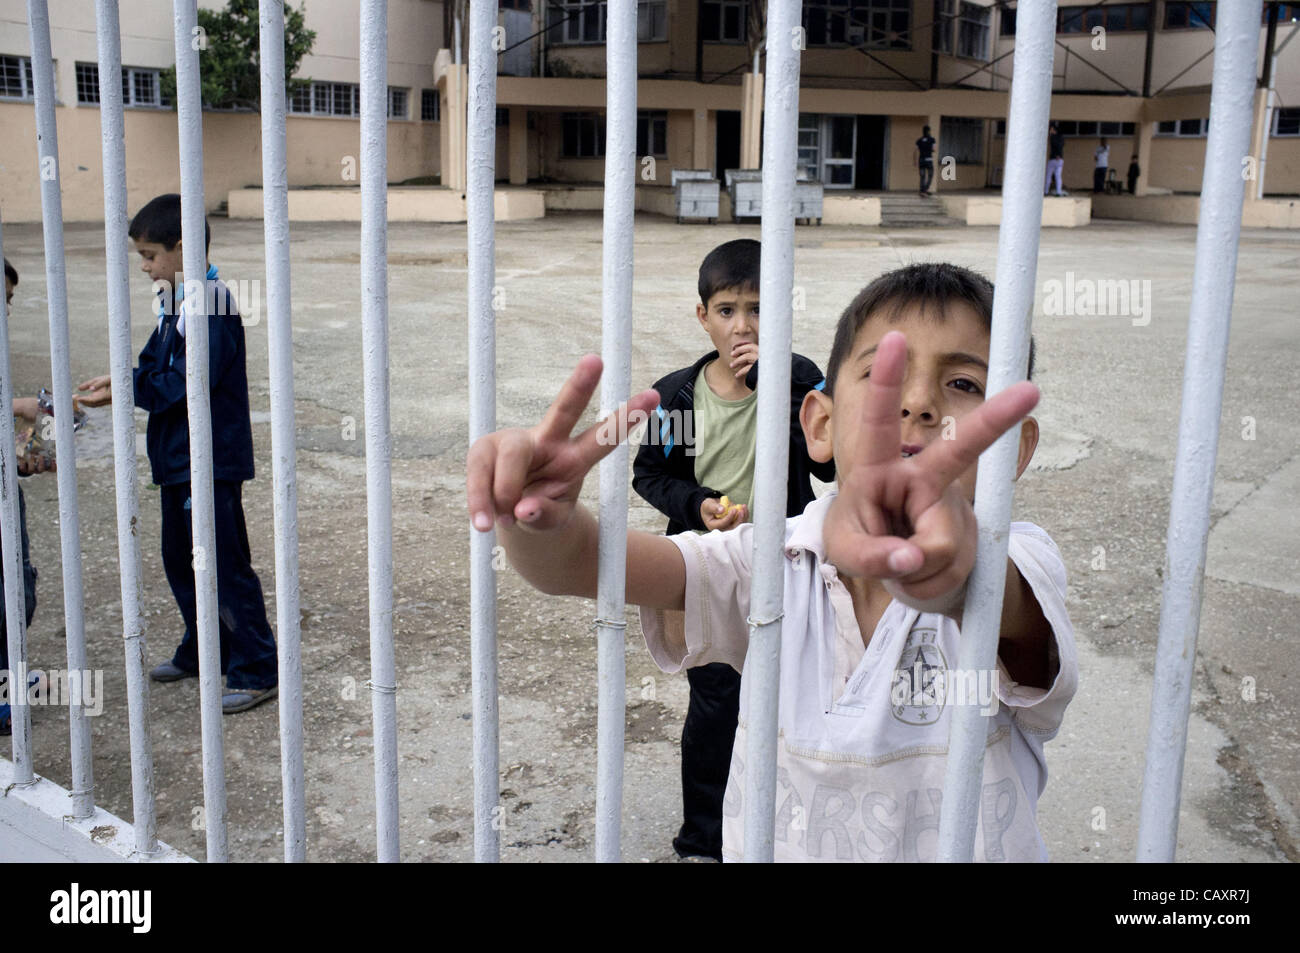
[2,213,1295,862]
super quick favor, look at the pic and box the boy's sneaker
[150,661,198,683]
[222,685,277,714]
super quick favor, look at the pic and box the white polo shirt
[639,493,1078,863]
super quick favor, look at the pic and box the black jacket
[632,351,836,535]
[132,277,255,486]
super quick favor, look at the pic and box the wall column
[740,71,763,168]
[508,106,528,185]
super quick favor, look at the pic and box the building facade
[1,1,1298,221]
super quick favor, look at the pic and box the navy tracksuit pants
[160,481,277,691]
[674,662,741,860]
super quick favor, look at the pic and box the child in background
[76,195,278,714]
[632,238,835,861]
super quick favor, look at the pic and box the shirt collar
[784,490,838,565]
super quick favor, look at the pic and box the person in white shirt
[468,262,1078,862]
[1094,138,1111,194]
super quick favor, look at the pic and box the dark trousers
[918,160,934,194]
[1094,166,1108,193]
[160,481,277,690]
[674,662,741,860]
[0,486,38,674]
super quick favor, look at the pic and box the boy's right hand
[76,374,113,407]
[700,497,747,530]
[467,354,659,533]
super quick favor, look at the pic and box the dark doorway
[855,115,887,190]
[716,110,742,179]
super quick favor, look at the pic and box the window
[76,62,100,104]
[1164,2,1214,29]
[1274,108,1300,136]
[636,110,667,157]
[1055,120,1136,137]
[934,0,955,54]
[121,66,170,108]
[804,0,910,50]
[1000,6,1015,36]
[1268,4,1300,24]
[1,54,36,100]
[288,80,361,117]
[421,87,440,121]
[562,112,605,157]
[387,86,407,119]
[940,116,983,164]
[957,2,990,60]
[1059,4,1149,33]
[496,106,509,127]
[1155,118,1209,137]
[703,0,748,42]
[995,118,1006,136]
[638,0,667,41]
[549,1,666,44]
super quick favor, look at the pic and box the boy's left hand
[76,374,112,407]
[823,331,1039,608]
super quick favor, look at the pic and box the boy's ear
[696,302,707,328]
[1013,415,1039,481]
[800,389,834,464]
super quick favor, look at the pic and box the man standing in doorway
[914,125,936,196]
[1045,121,1066,196]
[1094,137,1110,193]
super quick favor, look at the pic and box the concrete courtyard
[2,211,1296,862]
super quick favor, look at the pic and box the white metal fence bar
[466,0,500,865]
[745,0,802,863]
[935,0,1057,864]
[594,0,637,864]
[258,0,307,864]
[94,0,159,855]
[27,0,94,821]
[1137,0,1263,863]
[172,0,228,862]
[359,0,400,863]
[0,213,35,783]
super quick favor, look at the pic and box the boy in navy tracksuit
[632,239,836,860]
[78,195,277,714]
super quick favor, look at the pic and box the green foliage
[160,0,316,112]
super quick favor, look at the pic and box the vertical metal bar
[258,0,306,864]
[936,0,1057,865]
[745,0,802,864]
[594,0,637,864]
[27,0,93,820]
[172,0,228,862]
[466,0,500,864]
[359,0,399,863]
[95,0,158,855]
[0,213,35,784]
[1138,0,1263,863]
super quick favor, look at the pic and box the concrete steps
[879,193,956,227]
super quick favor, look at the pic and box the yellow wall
[0,102,440,222]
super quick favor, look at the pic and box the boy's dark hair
[128,193,211,253]
[698,238,761,304]
[824,262,1035,396]
[922,125,930,135]
[3,257,16,286]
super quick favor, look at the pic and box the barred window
[387,86,408,119]
[421,88,440,121]
[940,116,983,164]
[0,54,35,100]
[76,62,99,104]
[289,80,361,117]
